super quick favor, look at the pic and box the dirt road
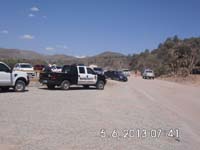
[0,77,200,150]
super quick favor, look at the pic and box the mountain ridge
[0,48,129,69]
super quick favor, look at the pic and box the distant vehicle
[93,67,104,75]
[34,64,45,71]
[192,67,200,74]
[0,62,29,92]
[13,63,35,77]
[142,69,155,79]
[122,69,131,77]
[39,64,106,90]
[104,71,128,82]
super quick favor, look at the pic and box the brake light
[51,75,57,80]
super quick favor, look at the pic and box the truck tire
[61,80,70,90]
[15,80,25,92]
[47,84,55,89]
[96,81,105,90]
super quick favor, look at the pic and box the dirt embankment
[159,75,200,86]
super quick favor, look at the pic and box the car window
[93,68,102,71]
[62,66,70,73]
[87,68,95,74]
[146,71,153,73]
[79,67,85,74]
[21,64,32,68]
[0,64,10,72]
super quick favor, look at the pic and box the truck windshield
[87,68,95,74]
[146,71,153,73]
[21,64,32,68]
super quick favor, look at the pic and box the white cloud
[1,30,8,34]
[75,56,86,58]
[45,47,55,51]
[56,45,68,50]
[28,13,35,17]
[20,34,35,40]
[30,6,40,12]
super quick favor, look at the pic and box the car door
[0,63,12,86]
[86,68,97,85]
[77,66,88,85]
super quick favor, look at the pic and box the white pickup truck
[0,62,30,92]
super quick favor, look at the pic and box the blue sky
[0,0,200,56]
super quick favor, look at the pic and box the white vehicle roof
[16,63,32,65]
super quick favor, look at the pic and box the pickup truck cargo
[39,65,106,90]
[0,62,30,92]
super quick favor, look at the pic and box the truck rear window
[79,67,85,74]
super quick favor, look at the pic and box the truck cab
[0,62,30,92]
[39,64,106,90]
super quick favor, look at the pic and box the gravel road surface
[0,77,200,150]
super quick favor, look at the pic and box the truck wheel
[96,81,105,90]
[61,80,70,90]
[47,84,55,89]
[15,80,25,92]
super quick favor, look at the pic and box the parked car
[93,67,104,75]
[122,69,131,77]
[142,69,155,79]
[192,67,200,74]
[104,71,128,82]
[34,64,45,71]
[13,63,35,77]
[0,62,30,92]
[39,64,106,90]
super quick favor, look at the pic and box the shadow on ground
[39,86,98,91]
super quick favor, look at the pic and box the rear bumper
[39,79,59,85]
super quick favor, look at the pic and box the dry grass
[159,74,200,86]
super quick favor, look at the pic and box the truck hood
[12,70,28,76]
[17,68,34,71]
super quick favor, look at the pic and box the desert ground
[0,77,200,150]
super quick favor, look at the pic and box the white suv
[13,63,35,77]
[0,62,29,92]
[142,69,155,79]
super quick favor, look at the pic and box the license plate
[43,80,48,83]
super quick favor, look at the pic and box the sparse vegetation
[130,36,200,77]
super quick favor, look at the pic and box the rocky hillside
[130,36,200,76]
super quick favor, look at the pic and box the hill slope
[130,36,200,76]
[0,48,129,69]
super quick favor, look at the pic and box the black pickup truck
[39,65,106,90]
